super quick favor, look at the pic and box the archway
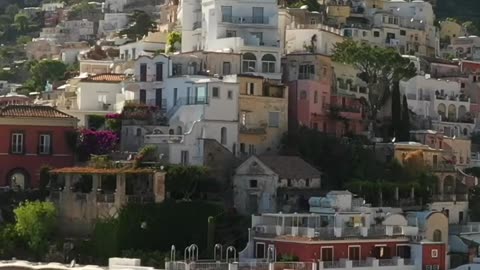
[437,103,446,119]
[444,175,455,194]
[458,105,467,119]
[7,168,30,190]
[448,104,456,121]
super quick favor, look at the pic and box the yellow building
[440,21,463,41]
[235,75,288,156]
[326,4,350,25]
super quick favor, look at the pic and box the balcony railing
[193,21,202,30]
[221,15,269,24]
[378,259,396,267]
[145,134,185,144]
[97,193,115,203]
[432,193,468,202]
[240,125,267,135]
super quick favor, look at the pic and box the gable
[235,156,276,176]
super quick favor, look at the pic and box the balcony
[240,124,267,135]
[221,15,269,25]
[144,134,185,144]
[319,257,415,270]
[96,193,115,203]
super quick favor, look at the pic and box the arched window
[433,229,442,242]
[177,126,183,135]
[169,129,174,135]
[136,128,142,137]
[221,127,227,145]
[261,54,276,73]
[242,53,257,73]
[463,128,468,136]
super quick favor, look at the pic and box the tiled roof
[0,105,75,119]
[82,73,126,83]
[257,155,322,179]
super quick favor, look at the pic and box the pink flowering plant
[78,129,119,160]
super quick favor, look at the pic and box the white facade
[41,2,64,11]
[181,0,282,80]
[142,75,240,165]
[98,13,129,36]
[429,201,468,224]
[76,81,125,112]
[118,32,168,60]
[401,75,475,137]
[63,19,95,41]
[104,0,128,12]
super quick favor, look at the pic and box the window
[132,48,136,59]
[374,31,380,37]
[181,151,189,165]
[431,249,438,258]
[136,128,142,136]
[300,90,307,99]
[173,64,182,76]
[156,63,163,81]
[155,88,163,108]
[362,31,367,37]
[220,127,227,144]
[11,133,24,154]
[268,112,280,128]
[223,62,231,75]
[321,247,333,262]
[299,64,315,79]
[251,32,263,44]
[226,30,237,37]
[139,89,146,104]
[306,178,310,187]
[249,179,258,188]
[314,91,318,103]
[249,144,256,155]
[212,87,219,98]
[173,88,178,105]
[248,82,255,95]
[400,30,406,36]
[140,63,147,81]
[240,143,246,154]
[39,134,51,155]
[242,53,257,72]
[287,179,292,187]
[261,54,276,73]
[221,6,232,22]
[252,7,264,23]
[255,242,265,259]
[228,90,233,99]
[433,229,442,242]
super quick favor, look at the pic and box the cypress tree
[401,95,411,141]
[391,80,402,138]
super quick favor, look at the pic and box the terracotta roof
[0,105,75,119]
[256,155,322,179]
[82,73,126,83]
[50,166,157,174]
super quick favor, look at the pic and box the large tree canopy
[120,10,156,40]
[333,40,417,135]
[29,60,67,91]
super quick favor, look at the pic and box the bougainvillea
[105,113,122,119]
[78,129,119,158]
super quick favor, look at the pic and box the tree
[333,40,417,137]
[16,35,31,45]
[165,165,211,200]
[29,60,67,91]
[400,95,411,141]
[5,4,19,19]
[120,10,156,40]
[14,201,57,258]
[463,21,479,36]
[391,81,401,138]
[166,31,181,53]
[14,13,29,32]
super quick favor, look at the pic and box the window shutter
[49,134,53,155]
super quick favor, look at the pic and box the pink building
[284,53,365,137]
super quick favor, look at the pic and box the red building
[0,105,78,189]
[239,191,448,270]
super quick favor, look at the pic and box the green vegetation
[27,60,67,92]
[120,10,156,40]
[282,127,436,205]
[167,31,181,53]
[333,40,416,137]
[165,165,215,200]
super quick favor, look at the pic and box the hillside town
[3,0,480,270]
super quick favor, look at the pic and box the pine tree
[391,81,401,138]
[400,95,411,141]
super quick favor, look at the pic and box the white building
[181,0,282,80]
[342,0,438,56]
[141,75,240,165]
[41,2,64,12]
[104,0,129,12]
[119,32,168,60]
[401,75,475,138]
[98,13,129,37]
[57,74,130,126]
[233,155,322,215]
[63,19,95,41]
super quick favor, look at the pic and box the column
[91,174,99,193]
[153,172,166,203]
[64,174,72,193]
[115,173,126,206]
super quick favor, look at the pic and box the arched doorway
[7,168,30,190]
